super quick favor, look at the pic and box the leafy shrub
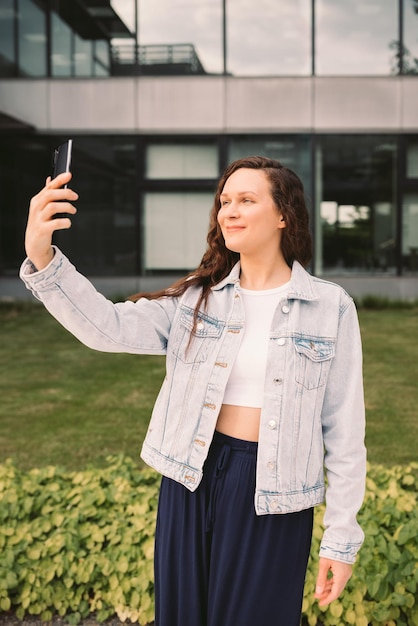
[304,462,418,626]
[0,457,417,625]
[0,455,159,625]
[357,295,418,310]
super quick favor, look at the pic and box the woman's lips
[224,226,245,232]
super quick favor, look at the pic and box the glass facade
[0,0,15,76]
[144,192,213,270]
[18,0,47,77]
[146,144,219,180]
[53,137,139,276]
[403,0,418,74]
[1,0,417,78]
[403,138,418,272]
[317,136,397,274]
[1,2,418,288]
[137,0,223,74]
[228,137,311,195]
[316,0,398,75]
[227,0,311,76]
[1,134,417,279]
[74,34,93,77]
[0,136,138,277]
[51,11,72,77]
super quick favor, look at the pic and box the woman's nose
[223,201,239,217]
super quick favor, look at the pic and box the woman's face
[217,168,285,258]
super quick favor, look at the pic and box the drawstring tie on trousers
[205,442,231,532]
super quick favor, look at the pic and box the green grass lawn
[0,302,417,470]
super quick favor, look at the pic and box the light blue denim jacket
[20,247,366,563]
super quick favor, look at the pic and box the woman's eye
[221,200,230,207]
[243,198,253,204]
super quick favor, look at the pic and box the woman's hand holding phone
[24,172,78,271]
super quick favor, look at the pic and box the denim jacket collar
[212,260,319,302]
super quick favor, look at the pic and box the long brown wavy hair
[130,156,312,311]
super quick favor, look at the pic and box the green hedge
[0,457,417,626]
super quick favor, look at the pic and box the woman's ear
[278,215,286,229]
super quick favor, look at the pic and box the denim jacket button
[277,337,285,346]
[267,461,275,471]
[196,321,204,330]
[268,420,277,429]
[282,305,290,314]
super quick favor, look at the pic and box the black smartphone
[51,139,73,218]
[52,139,72,185]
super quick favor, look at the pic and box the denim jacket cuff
[319,538,362,564]
[20,246,66,293]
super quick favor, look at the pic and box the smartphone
[52,139,72,185]
[51,139,73,218]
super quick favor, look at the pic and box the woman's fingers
[48,171,72,189]
[25,173,78,269]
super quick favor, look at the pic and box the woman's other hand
[314,557,353,606]
[24,172,78,270]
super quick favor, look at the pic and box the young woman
[21,156,366,626]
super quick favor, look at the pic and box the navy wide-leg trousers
[154,431,313,626]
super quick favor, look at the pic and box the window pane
[227,0,311,76]
[75,34,92,76]
[316,0,397,75]
[95,40,110,69]
[403,193,418,273]
[93,41,110,76]
[136,0,222,74]
[228,136,311,195]
[18,0,47,77]
[403,0,418,74]
[0,138,51,274]
[406,141,418,178]
[51,12,72,76]
[146,144,218,179]
[144,192,212,269]
[0,0,16,76]
[317,136,397,275]
[53,138,138,276]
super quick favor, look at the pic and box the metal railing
[110,43,206,75]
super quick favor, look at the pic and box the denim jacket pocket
[294,337,335,390]
[170,305,224,364]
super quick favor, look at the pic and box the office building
[1,0,417,300]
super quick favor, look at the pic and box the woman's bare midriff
[215,404,261,442]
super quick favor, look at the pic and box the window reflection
[227,0,311,76]
[53,138,138,276]
[0,0,15,76]
[229,137,311,195]
[406,141,418,178]
[317,136,397,274]
[18,0,47,77]
[403,0,418,74]
[144,192,212,270]
[403,194,418,272]
[136,0,223,74]
[75,35,92,76]
[316,0,397,75]
[94,41,110,75]
[146,144,218,179]
[51,12,72,77]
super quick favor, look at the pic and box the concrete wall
[1,76,418,133]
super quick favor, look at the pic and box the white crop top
[222,281,290,409]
